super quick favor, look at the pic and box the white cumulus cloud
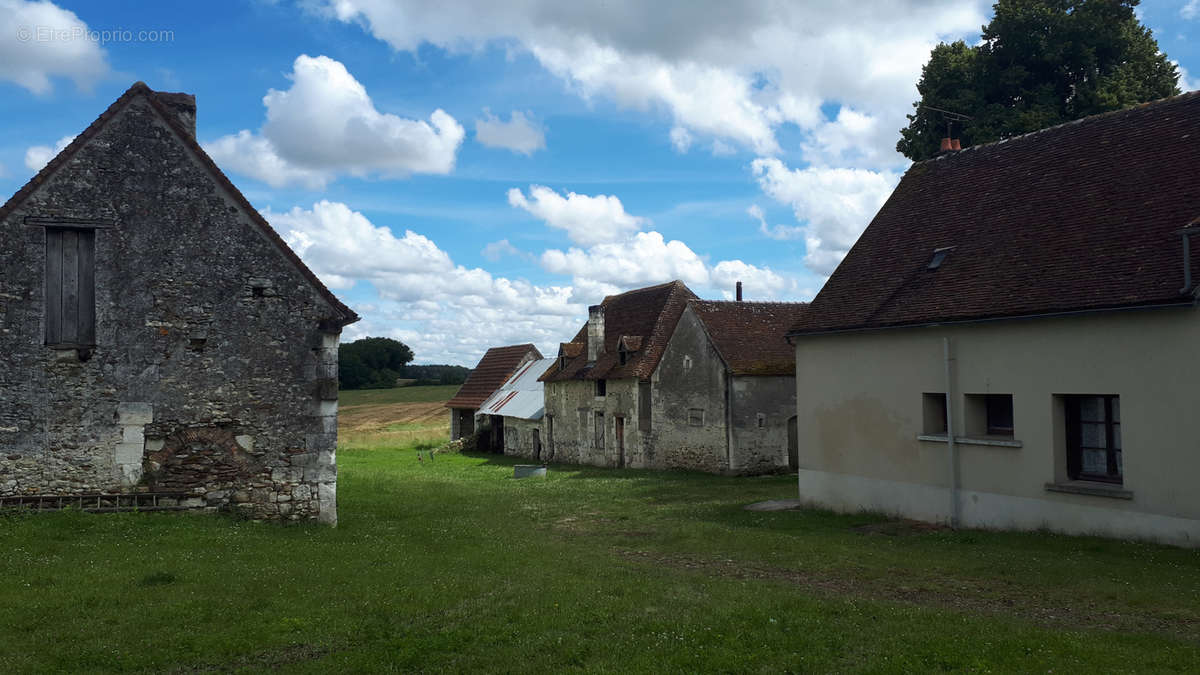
[204,54,465,188]
[318,0,987,166]
[23,133,74,172]
[475,109,546,155]
[508,184,646,246]
[752,158,899,276]
[0,0,110,94]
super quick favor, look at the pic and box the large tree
[338,337,415,390]
[897,0,1180,161]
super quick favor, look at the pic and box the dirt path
[615,548,1198,641]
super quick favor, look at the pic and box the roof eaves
[787,298,1196,339]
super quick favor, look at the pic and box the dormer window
[559,356,569,371]
[927,246,955,270]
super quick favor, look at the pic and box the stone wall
[0,92,342,523]
[500,416,544,461]
[729,375,794,474]
[543,378,646,468]
[651,308,730,473]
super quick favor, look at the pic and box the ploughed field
[337,384,456,449]
[1,386,1199,671]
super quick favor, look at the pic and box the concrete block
[117,402,153,425]
[318,482,337,526]
[122,425,145,444]
[115,441,144,465]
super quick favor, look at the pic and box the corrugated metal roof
[476,358,554,420]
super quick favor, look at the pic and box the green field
[338,384,461,407]
[2,448,1199,672]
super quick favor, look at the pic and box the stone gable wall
[0,94,340,523]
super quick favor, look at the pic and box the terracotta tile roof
[792,90,1200,336]
[0,82,359,328]
[543,280,697,382]
[690,301,808,375]
[446,343,542,409]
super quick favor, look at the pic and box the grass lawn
[2,447,1199,672]
[338,385,461,407]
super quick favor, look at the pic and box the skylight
[928,246,955,270]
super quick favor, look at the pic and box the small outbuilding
[445,343,542,445]
[476,358,556,460]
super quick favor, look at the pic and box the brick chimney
[736,281,743,302]
[586,304,605,362]
[154,91,196,139]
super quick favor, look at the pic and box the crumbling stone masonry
[0,83,358,523]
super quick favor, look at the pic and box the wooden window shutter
[45,228,96,346]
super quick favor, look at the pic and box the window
[756,413,766,429]
[687,408,704,426]
[1065,395,1122,484]
[594,411,605,449]
[45,228,96,346]
[682,355,693,372]
[618,348,628,366]
[985,395,1013,436]
[595,379,606,397]
[638,382,652,433]
[922,393,947,434]
[965,393,1014,437]
[559,356,569,371]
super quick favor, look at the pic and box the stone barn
[0,82,359,523]
[476,357,555,461]
[540,280,804,474]
[445,344,541,446]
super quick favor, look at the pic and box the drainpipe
[943,337,960,528]
[724,367,734,471]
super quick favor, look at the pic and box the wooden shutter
[45,228,96,346]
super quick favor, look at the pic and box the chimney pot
[951,138,961,151]
[736,281,743,302]
[940,138,953,152]
[154,91,196,139]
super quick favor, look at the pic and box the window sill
[916,434,1023,448]
[1044,481,1132,500]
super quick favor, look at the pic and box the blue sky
[2,0,1197,365]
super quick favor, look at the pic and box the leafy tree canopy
[338,337,415,390]
[898,0,1180,161]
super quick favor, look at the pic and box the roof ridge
[690,299,809,306]
[0,81,359,328]
[914,89,1200,166]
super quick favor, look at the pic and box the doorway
[533,429,542,461]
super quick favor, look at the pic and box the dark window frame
[595,379,607,397]
[1065,395,1122,484]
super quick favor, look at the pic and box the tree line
[338,337,469,390]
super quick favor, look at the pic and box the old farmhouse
[789,91,1200,546]
[541,280,804,474]
[446,343,541,446]
[0,83,358,523]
